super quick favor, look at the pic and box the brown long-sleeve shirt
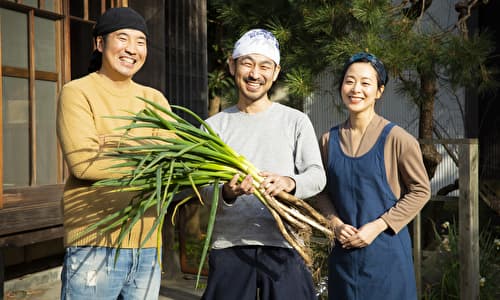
[314,114,430,234]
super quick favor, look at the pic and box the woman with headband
[316,52,431,299]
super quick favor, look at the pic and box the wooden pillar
[0,248,4,300]
[458,140,479,300]
[412,213,422,299]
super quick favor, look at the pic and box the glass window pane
[70,19,94,79]
[1,8,28,69]
[35,80,58,185]
[89,0,103,21]
[22,0,38,8]
[70,1,84,18]
[44,0,56,12]
[2,77,30,188]
[35,17,56,72]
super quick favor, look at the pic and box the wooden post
[458,141,479,300]
[412,213,422,299]
[0,248,4,300]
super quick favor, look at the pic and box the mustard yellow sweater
[57,72,171,248]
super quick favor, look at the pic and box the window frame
[1,2,64,210]
[0,0,125,209]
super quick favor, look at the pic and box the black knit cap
[93,7,149,38]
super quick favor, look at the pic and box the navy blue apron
[327,123,417,300]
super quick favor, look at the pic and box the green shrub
[422,221,500,300]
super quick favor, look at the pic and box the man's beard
[238,76,268,101]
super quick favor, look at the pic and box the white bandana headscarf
[232,29,280,65]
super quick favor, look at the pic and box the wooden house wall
[133,0,208,121]
[1,0,208,281]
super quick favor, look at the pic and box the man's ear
[96,36,104,53]
[272,64,281,82]
[228,57,236,76]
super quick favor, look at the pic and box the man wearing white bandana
[201,29,325,300]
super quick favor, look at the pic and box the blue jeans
[61,246,161,300]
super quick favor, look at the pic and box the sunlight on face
[230,53,280,103]
[97,29,147,81]
[341,62,384,115]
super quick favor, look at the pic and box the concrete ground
[3,267,205,300]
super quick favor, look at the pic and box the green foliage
[444,32,500,93]
[284,67,315,99]
[207,0,497,108]
[422,221,500,299]
[208,69,235,103]
[351,0,389,26]
[207,0,498,179]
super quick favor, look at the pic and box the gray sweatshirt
[203,102,326,249]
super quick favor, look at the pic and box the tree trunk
[208,95,221,117]
[418,75,444,249]
[419,75,442,179]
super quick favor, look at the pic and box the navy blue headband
[344,52,388,86]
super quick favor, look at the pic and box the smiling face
[96,28,147,81]
[229,53,280,104]
[341,62,384,115]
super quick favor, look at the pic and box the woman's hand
[334,223,358,247]
[342,219,388,249]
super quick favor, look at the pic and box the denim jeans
[61,246,161,300]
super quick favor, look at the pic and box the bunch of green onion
[88,97,334,284]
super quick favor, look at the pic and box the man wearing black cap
[57,7,171,299]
